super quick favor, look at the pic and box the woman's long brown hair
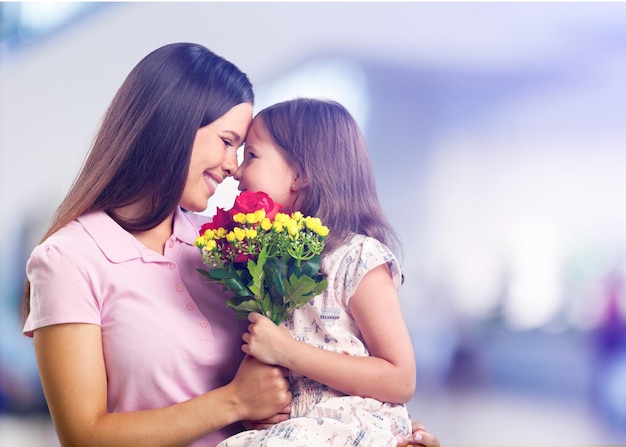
[22,43,254,323]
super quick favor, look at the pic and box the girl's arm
[242,264,416,404]
[34,323,291,447]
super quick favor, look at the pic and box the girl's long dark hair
[23,42,254,321]
[255,98,401,257]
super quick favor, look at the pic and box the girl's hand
[396,421,440,447]
[241,312,294,366]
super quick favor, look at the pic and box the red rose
[229,191,283,220]
[199,207,233,234]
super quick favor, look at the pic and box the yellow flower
[246,228,257,239]
[274,213,290,225]
[216,228,227,239]
[233,227,246,241]
[286,221,299,237]
[261,218,272,231]
[254,209,266,222]
[194,236,205,248]
[233,213,246,224]
[245,212,256,224]
[304,217,329,237]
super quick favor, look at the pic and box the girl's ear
[291,174,302,192]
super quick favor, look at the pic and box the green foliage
[199,249,327,324]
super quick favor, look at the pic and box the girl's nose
[233,164,243,182]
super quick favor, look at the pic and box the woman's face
[180,102,253,212]
[234,117,299,213]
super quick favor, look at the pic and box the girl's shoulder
[331,233,395,261]
[326,234,401,283]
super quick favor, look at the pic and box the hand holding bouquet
[195,191,329,324]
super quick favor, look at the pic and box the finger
[412,421,426,432]
[415,432,440,447]
[248,311,261,323]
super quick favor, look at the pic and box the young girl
[218,98,418,446]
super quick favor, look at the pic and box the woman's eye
[222,138,233,147]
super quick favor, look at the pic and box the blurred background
[2,2,626,446]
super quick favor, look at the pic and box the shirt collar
[77,207,201,263]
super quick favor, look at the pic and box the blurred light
[255,58,370,129]
[505,221,564,330]
[20,2,87,35]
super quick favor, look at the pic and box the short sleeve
[23,242,101,337]
[332,236,402,308]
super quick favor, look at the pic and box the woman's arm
[34,323,291,447]
[242,264,416,404]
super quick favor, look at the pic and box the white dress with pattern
[217,234,412,447]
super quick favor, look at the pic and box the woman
[22,42,291,447]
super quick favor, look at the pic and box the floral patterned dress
[217,234,412,447]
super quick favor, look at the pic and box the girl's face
[180,102,253,212]
[235,118,299,213]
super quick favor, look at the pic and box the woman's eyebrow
[224,130,244,144]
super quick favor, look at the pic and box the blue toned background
[2,2,626,446]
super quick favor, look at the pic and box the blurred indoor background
[2,2,626,446]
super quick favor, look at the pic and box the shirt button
[186,303,196,311]
[176,283,184,292]
[168,263,175,270]
[199,320,208,328]
[168,239,175,248]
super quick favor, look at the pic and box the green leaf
[248,247,268,299]
[299,255,323,277]
[284,275,328,311]
[265,261,286,301]
[226,297,264,318]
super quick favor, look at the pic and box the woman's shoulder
[38,217,94,250]
[31,211,116,264]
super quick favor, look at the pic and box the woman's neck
[131,217,174,255]
[113,203,174,255]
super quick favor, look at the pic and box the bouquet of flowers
[195,191,329,324]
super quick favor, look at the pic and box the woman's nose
[223,148,239,177]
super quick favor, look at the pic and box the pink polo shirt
[24,208,248,446]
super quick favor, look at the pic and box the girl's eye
[222,138,233,147]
